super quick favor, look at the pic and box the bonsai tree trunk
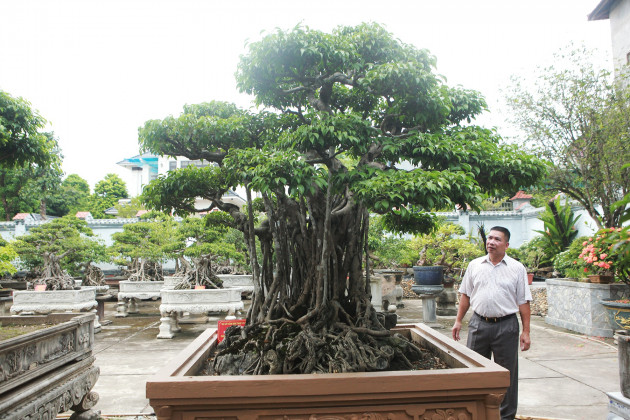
[36,251,74,290]
[174,254,223,289]
[212,198,428,376]
[82,262,105,286]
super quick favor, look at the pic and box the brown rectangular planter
[147,323,509,420]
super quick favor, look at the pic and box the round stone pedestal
[412,284,444,328]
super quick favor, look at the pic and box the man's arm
[519,301,531,351]
[452,293,470,341]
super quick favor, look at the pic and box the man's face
[486,230,509,256]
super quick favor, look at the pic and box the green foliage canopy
[506,46,630,228]
[139,23,545,331]
[0,90,51,168]
[12,216,105,278]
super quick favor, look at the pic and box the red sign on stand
[217,319,246,342]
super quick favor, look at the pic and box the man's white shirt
[459,254,532,318]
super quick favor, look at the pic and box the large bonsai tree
[12,216,105,290]
[139,23,545,375]
[167,212,246,289]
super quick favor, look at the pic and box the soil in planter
[198,323,449,376]
[0,324,51,340]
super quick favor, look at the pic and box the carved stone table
[116,280,164,317]
[157,288,244,339]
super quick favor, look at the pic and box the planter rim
[147,323,509,402]
[600,298,630,309]
[0,313,95,345]
[546,278,630,289]
[161,287,242,292]
[119,280,165,283]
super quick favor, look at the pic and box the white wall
[610,0,630,71]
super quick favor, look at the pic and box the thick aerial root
[206,319,446,376]
[36,275,75,290]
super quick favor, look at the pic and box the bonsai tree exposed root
[208,299,444,376]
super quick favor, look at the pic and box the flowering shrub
[579,227,629,281]
[553,236,588,278]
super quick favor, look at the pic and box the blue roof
[116,153,158,170]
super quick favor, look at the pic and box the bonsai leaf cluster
[139,23,545,375]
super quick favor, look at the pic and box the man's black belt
[474,312,516,323]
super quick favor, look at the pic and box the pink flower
[600,253,608,259]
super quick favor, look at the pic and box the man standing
[452,226,531,420]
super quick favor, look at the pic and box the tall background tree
[140,23,545,375]
[87,173,128,218]
[0,134,63,220]
[52,174,91,216]
[0,91,65,220]
[505,45,630,228]
[23,132,64,218]
[0,90,51,168]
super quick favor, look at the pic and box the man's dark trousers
[467,312,519,420]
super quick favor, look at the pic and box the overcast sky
[0,0,611,190]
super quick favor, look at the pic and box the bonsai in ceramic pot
[409,222,483,291]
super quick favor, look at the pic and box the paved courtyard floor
[72,297,619,420]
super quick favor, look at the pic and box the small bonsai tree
[513,236,550,274]
[409,222,484,281]
[109,212,175,281]
[67,237,109,286]
[12,216,104,290]
[168,212,246,289]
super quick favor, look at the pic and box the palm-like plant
[535,198,581,257]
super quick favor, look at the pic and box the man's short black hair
[489,226,511,242]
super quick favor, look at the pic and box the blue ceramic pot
[412,266,444,286]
